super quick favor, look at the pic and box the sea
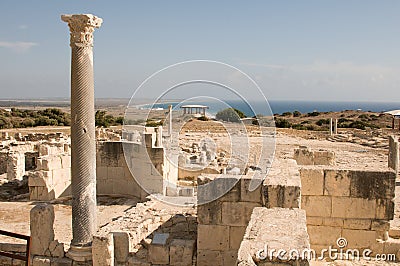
[138,100,400,117]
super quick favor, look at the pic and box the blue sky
[0,1,399,101]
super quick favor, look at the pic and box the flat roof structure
[180,105,209,115]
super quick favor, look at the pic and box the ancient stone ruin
[0,13,399,266]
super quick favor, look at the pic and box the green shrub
[292,124,306,130]
[197,116,209,121]
[282,112,292,117]
[316,119,330,126]
[216,108,245,122]
[145,120,163,127]
[275,118,291,128]
[293,111,302,117]
[307,111,320,117]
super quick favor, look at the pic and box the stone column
[61,14,102,262]
[329,118,333,136]
[334,119,338,134]
[168,105,173,136]
[388,135,399,174]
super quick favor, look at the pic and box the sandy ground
[0,197,138,248]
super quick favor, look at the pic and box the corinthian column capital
[61,14,102,47]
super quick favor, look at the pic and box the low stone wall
[94,200,197,265]
[264,159,301,208]
[96,141,165,200]
[197,174,263,266]
[238,207,310,265]
[300,167,396,252]
[28,153,71,200]
[294,146,335,166]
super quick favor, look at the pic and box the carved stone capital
[61,14,102,47]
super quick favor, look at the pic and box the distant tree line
[0,108,71,129]
[95,110,124,127]
[274,110,385,130]
[0,108,125,129]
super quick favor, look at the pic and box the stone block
[294,147,314,165]
[301,196,331,217]
[127,256,151,266]
[28,171,52,187]
[37,156,62,171]
[342,229,377,249]
[107,167,125,179]
[222,250,237,265]
[238,208,309,265]
[323,218,344,227]
[349,170,396,200]
[197,224,229,251]
[331,197,376,219]
[96,166,108,180]
[307,225,341,246]
[371,220,390,231]
[229,226,246,250]
[32,256,51,266]
[52,168,71,184]
[300,168,324,196]
[60,155,71,168]
[93,234,114,266]
[313,150,335,165]
[197,174,241,204]
[264,185,301,208]
[306,216,323,226]
[343,219,371,230]
[221,201,261,226]
[376,199,395,220]
[113,231,130,264]
[169,239,195,266]
[324,170,350,196]
[149,243,169,265]
[197,250,223,266]
[240,177,263,203]
[52,257,73,266]
[263,159,301,208]
[30,204,55,256]
[48,240,64,258]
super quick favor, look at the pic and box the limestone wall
[96,140,168,200]
[29,153,71,200]
[28,142,71,200]
[300,167,396,252]
[97,141,147,200]
[197,174,263,266]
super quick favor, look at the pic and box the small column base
[67,245,92,262]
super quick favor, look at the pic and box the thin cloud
[0,41,38,53]
[18,25,28,30]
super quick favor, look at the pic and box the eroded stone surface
[238,207,310,265]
